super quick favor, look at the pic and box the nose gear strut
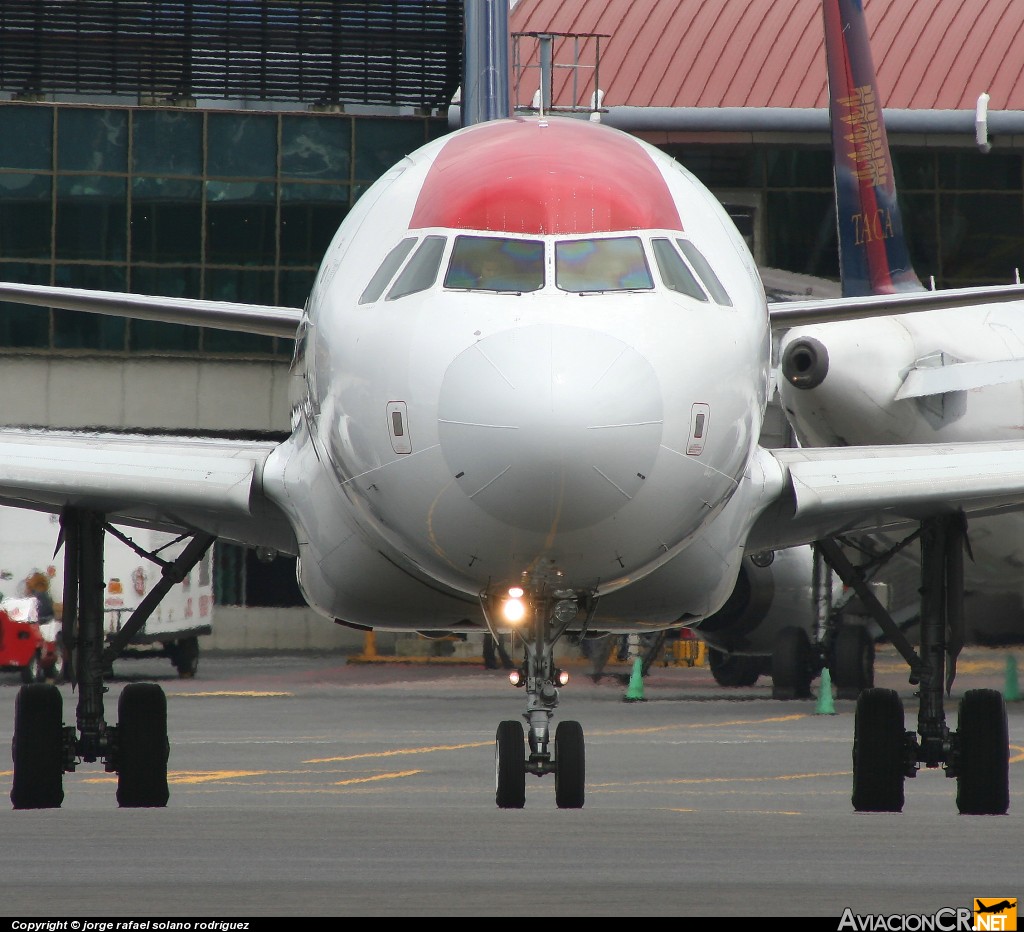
[482,587,596,809]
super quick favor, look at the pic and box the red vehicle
[0,597,64,683]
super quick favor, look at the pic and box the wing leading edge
[0,282,302,338]
[750,440,1024,553]
[768,284,1024,328]
[0,429,296,555]
[4,252,1024,336]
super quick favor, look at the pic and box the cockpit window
[359,237,417,305]
[651,238,708,301]
[555,236,654,293]
[386,235,447,301]
[444,236,545,292]
[676,239,733,306]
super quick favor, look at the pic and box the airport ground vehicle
[0,508,213,678]
[0,596,63,683]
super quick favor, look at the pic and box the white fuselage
[779,308,1024,639]
[261,117,775,632]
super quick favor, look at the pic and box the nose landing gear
[486,587,593,809]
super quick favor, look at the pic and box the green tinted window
[205,181,276,265]
[130,319,202,352]
[207,113,276,178]
[130,267,201,352]
[938,151,1023,191]
[203,269,275,353]
[939,192,1023,284]
[57,108,127,173]
[764,190,839,280]
[764,147,832,188]
[279,183,349,267]
[56,175,127,261]
[279,269,316,309]
[0,174,52,259]
[0,263,50,347]
[52,265,127,350]
[354,119,425,180]
[133,109,202,176]
[891,151,936,192]
[664,145,764,188]
[281,115,352,179]
[132,178,202,263]
[0,105,53,170]
[900,192,937,282]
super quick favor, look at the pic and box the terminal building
[0,0,1022,639]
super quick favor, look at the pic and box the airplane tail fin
[824,0,925,296]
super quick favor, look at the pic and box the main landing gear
[819,516,1009,815]
[485,587,593,809]
[10,508,215,810]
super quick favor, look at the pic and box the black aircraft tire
[708,648,762,687]
[116,682,170,808]
[852,687,905,812]
[955,689,1009,816]
[554,720,585,809]
[771,626,814,699]
[495,720,526,809]
[832,625,875,700]
[11,683,65,810]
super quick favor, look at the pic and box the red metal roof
[509,0,1024,111]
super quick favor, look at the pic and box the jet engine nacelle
[693,545,817,658]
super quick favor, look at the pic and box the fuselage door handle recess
[387,401,412,454]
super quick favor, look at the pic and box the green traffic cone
[1004,654,1021,702]
[815,667,836,715]
[623,656,646,702]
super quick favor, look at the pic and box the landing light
[501,597,526,623]
[557,669,569,686]
[508,670,521,686]
[508,586,524,598]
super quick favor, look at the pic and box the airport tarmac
[0,643,1021,918]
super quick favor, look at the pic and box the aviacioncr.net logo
[838,908,973,931]
[973,899,1017,931]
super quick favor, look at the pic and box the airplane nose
[438,324,663,533]
[781,335,829,390]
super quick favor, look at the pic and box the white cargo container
[0,506,213,677]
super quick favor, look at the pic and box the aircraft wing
[0,282,302,338]
[748,440,1024,552]
[768,283,1024,328]
[9,275,1024,335]
[0,428,296,554]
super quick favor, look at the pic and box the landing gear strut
[820,515,1009,814]
[485,587,593,809]
[9,508,214,810]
